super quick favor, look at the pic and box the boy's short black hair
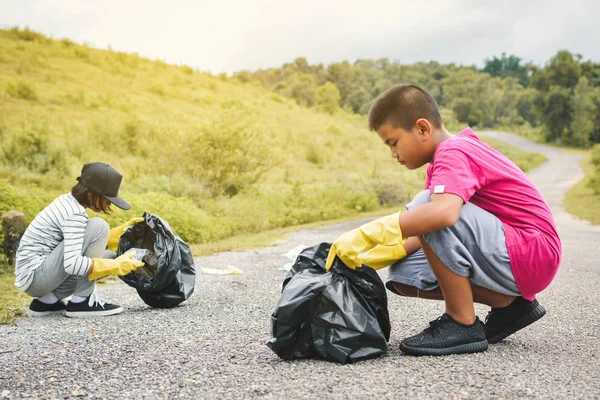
[368,84,443,131]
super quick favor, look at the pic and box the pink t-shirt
[425,128,561,300]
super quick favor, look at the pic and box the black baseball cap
[77,162,131,210]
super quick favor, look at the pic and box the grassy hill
[0,27,546,247]
[0,27,431,245]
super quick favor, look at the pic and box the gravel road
[1,131,599,399]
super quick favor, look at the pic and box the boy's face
[376,119,433,170]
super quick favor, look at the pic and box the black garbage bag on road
[267,242,391,364]
[117,212,196,308]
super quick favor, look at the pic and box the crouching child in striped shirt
[15,162,145,317]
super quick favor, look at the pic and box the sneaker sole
[29,310,65,317]
[487,303,546,344]
[64,306,123,318]
[399,340,488,356]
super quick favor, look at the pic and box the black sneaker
[399,313,488,356]
[484,297,546,344]
[64,293,123,318]
[29,299,66,316]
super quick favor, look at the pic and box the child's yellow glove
[88,252,145,281]
[106,218,144,251]
[325,212,407,271]
[359,244,407,270]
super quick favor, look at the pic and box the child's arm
[403,236,422,255]
[369,196,460,261]
[399,193,464,237]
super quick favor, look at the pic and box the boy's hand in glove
[325,212,407,271]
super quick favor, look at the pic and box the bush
[326,124,342,136]
[588,171,600,195]
[277,183,378,225]
[6,80,38,101]
[8,27,48,43]
[305,144,323,165]
[105,191,217,244]
[315,82,341,114]
[181,65,194,75]
[1,124,68,175]
[587,145,600,194]
[148,84,165,96]
[371,181,406,206]
[591,144,600,166]
[182,106,279,196]
[342,190,379,212]
[270,93,285,103]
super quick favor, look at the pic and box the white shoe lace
[87,292,107,309]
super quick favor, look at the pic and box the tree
[494,78,526,126]
[548,51,582,89]
[531,50,582,91]
[516,88,538,126]
[581,61,600,87]
[327,61,359,105]
[277,73,316,107]
[589,90,600,144]
[293,57,309,73]
[482,53,531,87]
[569,77,596,147]
[315,82,341,114]
[346,87,372,114]
[528,51,580,143]
[536,86,573,142]
[442,70,501,127]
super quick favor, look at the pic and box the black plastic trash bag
[267,242,391,363]
[117,212,196,308]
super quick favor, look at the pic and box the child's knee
[391,282,418,297]
[86,218,109,240]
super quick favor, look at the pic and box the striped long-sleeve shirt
[15,193,93,291]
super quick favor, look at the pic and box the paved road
[1,131,599,399]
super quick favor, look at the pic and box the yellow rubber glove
[88,252,145,281]
[106,218,144,252]
[359,244,407,270]
[325,212,406,271]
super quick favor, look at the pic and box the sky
[1,0,599,74]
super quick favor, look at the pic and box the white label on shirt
[434,185,446,194]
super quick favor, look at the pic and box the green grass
[0,272,28,325]
[564,150,600,225]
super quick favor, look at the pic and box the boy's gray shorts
[386,190,521,297]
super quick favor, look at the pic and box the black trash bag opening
[117,212,196,308]
[267,242,391,364]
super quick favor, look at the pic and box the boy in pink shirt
[326,84,562,356]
